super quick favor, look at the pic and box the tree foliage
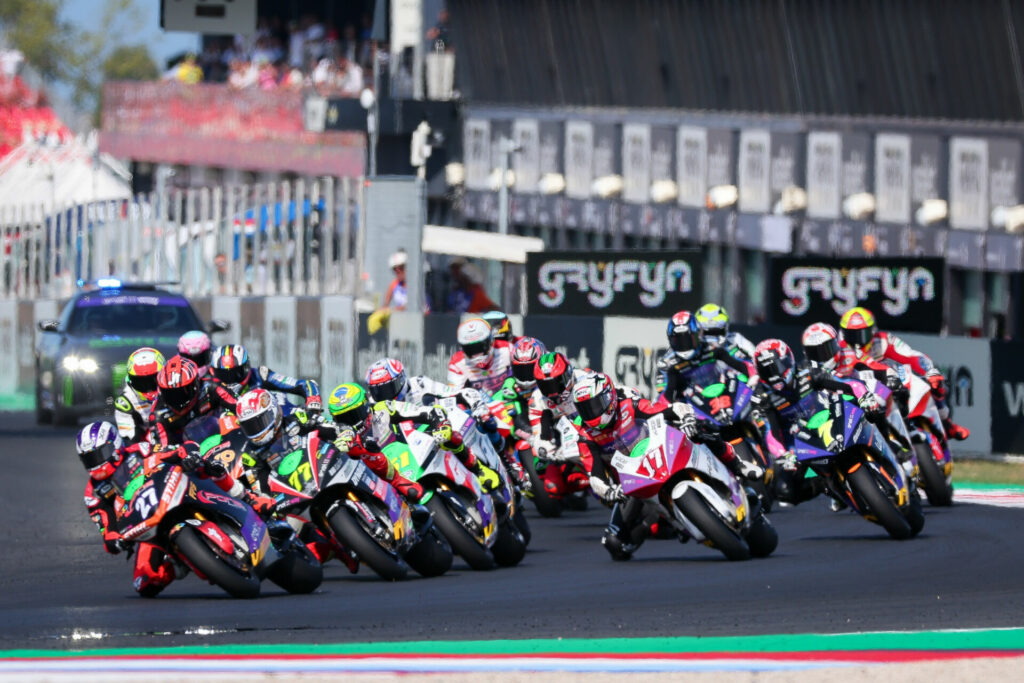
[0,0,157,126]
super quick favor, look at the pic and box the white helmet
[457,318,494,369]
[76,421,123,478]
[236,388,283,447]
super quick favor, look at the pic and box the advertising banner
[841,130,871,197]
[901,333,991,455]
[210,296,241,348]
[296,298,321,384]
[768,257,945,333]
[524,315,603,375]
[464,118,491,192]
[990,340,1024,454]
[911,134,944,222]
[988,137,1022,214]
[738,129,771,214]
[948,137,988,230]
[622,123,651,204]
[984,233,1024,272]
[238,299,266,370]
[770,131,802,209]
[946,230,986,269]
[320,296,354,390]
[677,126,708,208]
[264,296,297,378]
[874,133,912,224]
[601,317,669,399]
[527,250,703,317]
[388,310,425,377]
[806,131,842,220]
[564,120,594,200]
[513,118,540,194]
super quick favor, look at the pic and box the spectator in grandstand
[174,54,204,85]
[426,8,452,51]
[447,257,498,314]
[288,21,306,70]
[335,56,364,96]
[257,59,278,90]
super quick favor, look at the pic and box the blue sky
[61,0,198,69]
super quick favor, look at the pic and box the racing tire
[266,543,323,594]
[328,507,409,581]
[734,440,774,513]
[675,490,750,561]
[491,520,527,567]
[746,514,778,558]
[905,492,926,537]
[521,449,561,518]
[564,489,589,511]
[404,526,454,578]
[914,442,954,507]
[513,505,531,545]
[172,526,261,598]
[426,495,495,571]
[847,463,913,540]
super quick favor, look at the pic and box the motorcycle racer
[658,310,756,403]
[447,317,514,396]
[326,383,488,500]
[570,372,763,561]
[751,338,887,506]
[148,356,239,447]
[694,303,756,360]
[113,347,165,444]
[527,351,590,461]
[480,310,520,345]
[209,344,322,415]
[177,331,213,377]
[839,306,969,441]
[77,420,271,597]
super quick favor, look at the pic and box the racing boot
[133,543,178,598]
[389,473,425,503]
[601,499,647,561]
[501,451,531,492]
[717,441,765,481]
[300,524,359,573]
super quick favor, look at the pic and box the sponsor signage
[564,120,594,199]
[513,118,540,194]
[464,118,491,191]
[768,256,945,333]
[948,137,987,230]
[874,133,912,224]
[527,250,703,317]
[991,340,1024,454]
[263,296,297,377]
[524,315,602,376]
[622,123,651,204]
[807,131,842,220]
[738,129,771,214]
[601,317,668,399]
[677,126,708,208]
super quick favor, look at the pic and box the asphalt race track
[2,412,1022,652]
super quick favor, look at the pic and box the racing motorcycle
[527,414,591,515]
[790,388,925,539]
[680,365,775,510]
[117,453,323,598]
[261,429,453,581]
[438,396,529,565]
[890,363,955,507]
[392,424,500,570]
[609,415,777,561]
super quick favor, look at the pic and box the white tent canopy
[0,136,131,209]
[421,224,544,263]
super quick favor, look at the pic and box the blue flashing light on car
[96,278,122,289]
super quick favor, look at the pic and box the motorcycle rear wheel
[328,507,409,581]
[847,463,913,540]
[675,490,750,561]
[733,440,774,512]
[426,495,495,570]
[492,520,527,567]
[521,449,561,517]
[172,526,261,598]
[404,526,454,578]
[914,442,954,507]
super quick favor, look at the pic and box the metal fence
[0,176,365,300]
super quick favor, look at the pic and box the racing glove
[884,373,904,392]
[589,476,626,503]
[202,459,227,479]
[926,368,946,398]
[244,490,277,516]
[333,427,357,452]
[857,392,886,422]
[432,421,453,445]
[393,478,425,503]
[533,438,557,460]
[104,535,130,555]
[670,402,698,438]
[179,441,203,472]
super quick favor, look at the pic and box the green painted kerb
[2,627,1023,658]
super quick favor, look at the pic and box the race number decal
[134,486,159,519]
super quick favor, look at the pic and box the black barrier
[768,256,945,333]
[990,341,1024,454]
[524,315,603,372]
[526,250,703,317]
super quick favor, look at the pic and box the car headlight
[62,356,99,373]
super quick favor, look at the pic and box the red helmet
[365,358,408,402]
[157,356,201,414]
[754,339,797,392]
[801,322,841,370]
[534,351,574,402]
[511,337,547,385]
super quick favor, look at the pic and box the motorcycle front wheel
[172,526,261,598]
[328,506,409,581]
[266,542,323,594]
[914,441,954,507]
[520,448,561,517]
[847,463,914,540]
[675,490,750,561]
[404,525,454,578]
[425,495,495,570]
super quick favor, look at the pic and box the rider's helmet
[327,383,371,434]
[177,330,212,369]
[211,344,252,392]
[157,356,201,414]
[754,339,798,393]
[511,337,547,388]
[480,310,513,342]
[534,351,575,403]
[365,358,408,402]
[801,322,841,371]
[839,306,878,357]
[236,388,282,447]
[456,317,494,370]
[76,421,124,480]
[695,303,730,347]
[125,347,165,400]
[572,372,618,432]
[666,310,701,360]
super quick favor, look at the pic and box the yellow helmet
[838,307,877,352]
